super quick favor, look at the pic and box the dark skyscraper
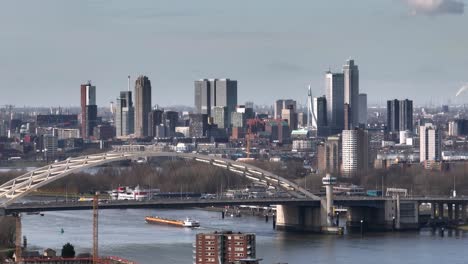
[134,75,152,137]
[325,71,344,134]
[194,79,237,125]
[148,109,164,138]
[387,99,413,132]
[343,59,359,128]
[80,81,97,139]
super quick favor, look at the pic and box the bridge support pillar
[0,207,5,217]
[275,205,321,232]
[454,204,460,222]
[431,203,436,219]
[462,204,467,223]
[448,203,453,221]
[438,203,444,219]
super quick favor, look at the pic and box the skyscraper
[148,109,164,138]
[134,75,152,137]
[274,99,296,119]
[325,71,344,134]
[343,59,359,128]
[420,123,441,166]
[115,90,134,137]
[342,128,369,177]
[399,99,413,132]
[312,96,327,128]
[194,79,237,124]
[80,81,97,139]
[387,99,413,132]
[358,93,367,126]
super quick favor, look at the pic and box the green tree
[61,242,75,258]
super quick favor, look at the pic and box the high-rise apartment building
[189,114,208,137]
[318,135,341,174]
[164,111,179,136]
[115,91,134,137]
[134,75,152,137]
[358,93,367,126]
[194,79,238,125]
[80,81,97,139]
[342,128,369,177]
[274,99,296,119]
[387,99,413,132]
[420,123,441,165]
[194,231,256,264]
[343,59,359,128]
[325,72,344,134]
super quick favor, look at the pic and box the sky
[1,0,468,108]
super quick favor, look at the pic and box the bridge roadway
[4,196,468,215]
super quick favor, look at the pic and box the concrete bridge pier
[431,203,436,219]
[438,203,444,219]
[454,204,460,222]
[462,204,467,223]
[448,204,454,221]
[275,205,322,232]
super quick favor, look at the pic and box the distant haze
[0,0,467,107]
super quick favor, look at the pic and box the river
[21,208,468,264]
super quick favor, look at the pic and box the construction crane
[93,192,99,264]
[14,213,21,263]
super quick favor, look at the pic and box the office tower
[194,79,238,124]
[342,128,369,177]
[163,111,179,136]
[297,112,307,128]
[115,90,134,137]
[343,59,359,128]
[80,81,97,139]
[325,71,344,134]
[420,123,441,165]
[134,75,152,137]
[312,96,327,128]
[274,99,296,119]
[194,79,212,116]
[148,109,164,137]
[281,105,298,131]
[387,99,413,132]
[399,99,413,132]
[358,93,367,126]
[194,231,256,264]
[387,99,399,132]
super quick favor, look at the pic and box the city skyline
[1,0,468,107]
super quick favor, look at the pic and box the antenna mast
[127,75,131,91]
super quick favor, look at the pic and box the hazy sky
[1,0,468,107]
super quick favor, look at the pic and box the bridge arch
[0,151,319,207]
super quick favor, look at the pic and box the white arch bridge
[0,151,320,207]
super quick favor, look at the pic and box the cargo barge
[145,216,200,228]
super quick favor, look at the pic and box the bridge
[0,149,467,233]
[0,151,319,208]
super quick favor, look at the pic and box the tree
[61,242,75,258]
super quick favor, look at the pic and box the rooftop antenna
[127,75,131,91]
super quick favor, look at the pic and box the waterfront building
[194,231,256,264]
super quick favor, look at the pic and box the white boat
[182,218,200,228]
[110,185,160,201]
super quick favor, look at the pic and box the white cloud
[406,0,464,15]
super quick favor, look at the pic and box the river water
[21,208,468,264]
